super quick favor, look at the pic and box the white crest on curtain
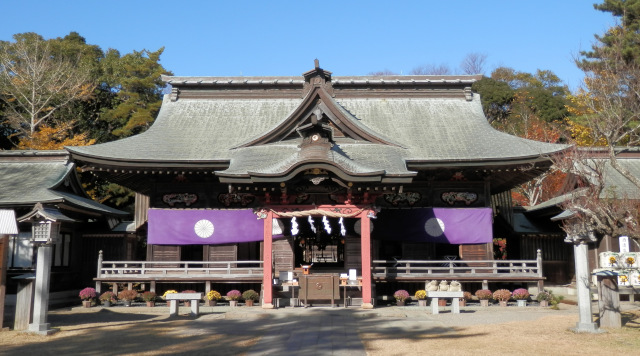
[339,217,346,236]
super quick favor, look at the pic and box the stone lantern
[18,203,73,335]
[553,211,600,333]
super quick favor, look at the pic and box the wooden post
[360,214,373,309]
[597,273,621,328]
[14,277,35,331]
[262,212,274,308]
[0,235,8,330]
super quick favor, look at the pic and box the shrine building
[67,62,566,308]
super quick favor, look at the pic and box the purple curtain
[371,208,493,244]
[148,209,265,245]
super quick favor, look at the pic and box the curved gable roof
[67,66,567,189]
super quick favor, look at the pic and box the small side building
[0,150,130,298]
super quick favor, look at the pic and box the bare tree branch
[0,35,94,142]
[460,53,487,75]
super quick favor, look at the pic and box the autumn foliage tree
[16,121,95,150]
[0,31,171,210]
[0,33,94,144]
[555,0,640,243]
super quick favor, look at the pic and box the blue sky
[0,1,614,91]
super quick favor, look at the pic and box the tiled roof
[600,158,640,199]
[68,95,564,164]
[0,151,128,216]
[67,71,567,183]
[219,143,412,180]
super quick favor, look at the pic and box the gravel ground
[0,300,638,356]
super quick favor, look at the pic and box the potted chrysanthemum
[493,289,511,307]
[141,291,157,307]
[460,291,472,307]
[512,288,530,307]
[99,291,117,307]
[393,289,410,306]
[475,289,492,307]
[414,290,427,307]
[227,290,242,307]
[206,290,222,306]
[118,289,138,307]
[79,287,97,308]
[536,290,553,307]
[242,289,259,307]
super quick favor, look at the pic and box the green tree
[92,48,169,142]
[0,31,171,211]
[471,77,514,124]
[586,0,640,65]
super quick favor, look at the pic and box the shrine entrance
[260,205,375,309]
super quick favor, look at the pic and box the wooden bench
[427,291,464,314]
[164,292,203,316]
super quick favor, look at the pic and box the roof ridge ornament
[302,59,334,97]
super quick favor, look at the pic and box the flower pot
[205,300,217,306]
[539,300,549,307]
[146,301,155,307]
[499,300,508,307]
[516,300,527,307]
[459,299,467,307]
[396,300,405,306]
[123,300,132,307]
[82,300,92,308]
[418,299,427,307]
[103,300,111,307]
[480,299,489,307]
[245,299,254,307]
[229,300,238,307]
[438,299,447,307]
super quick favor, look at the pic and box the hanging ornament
[322,216,331,234]
[291,217,299,236]
[308,216,316,233]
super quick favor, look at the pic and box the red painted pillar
[262,212,274,308]
[360,214,373,309]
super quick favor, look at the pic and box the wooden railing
[372,250,543,280]
[96,251,263,280]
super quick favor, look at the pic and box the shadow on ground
[0,306,488,356]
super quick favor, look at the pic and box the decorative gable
[234,61,401,149]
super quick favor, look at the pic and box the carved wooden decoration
[441,191,478,205]
[384,192,422,206]
[162,193,198,206]
[218,193,256,207]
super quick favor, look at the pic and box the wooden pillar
[597,274,621,328]
[360,214,373,309]
[262,212,274,309]
[0,235,8,330]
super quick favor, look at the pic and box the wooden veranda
[94,250,545,296]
